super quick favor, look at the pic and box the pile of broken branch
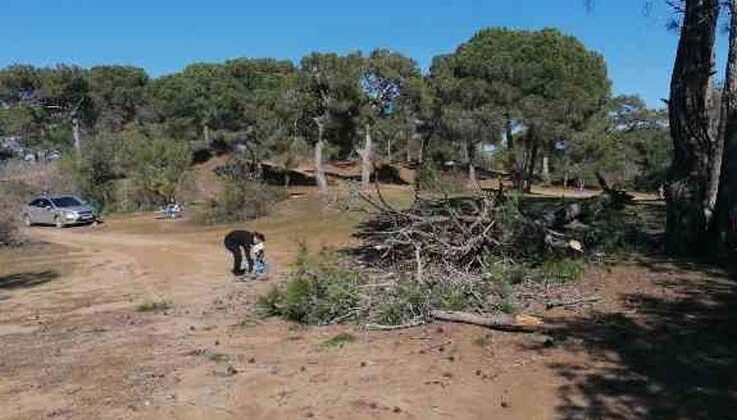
[355,185,590,273]
[261,177,640,334]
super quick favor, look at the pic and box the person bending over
[223,230,265,275]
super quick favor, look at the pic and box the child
[223,230,265,276]
[251,240,266,275]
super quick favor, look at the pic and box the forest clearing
[1,177,735,419]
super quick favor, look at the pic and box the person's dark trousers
[225,243,250,275]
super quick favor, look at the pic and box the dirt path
[1,193,735,419]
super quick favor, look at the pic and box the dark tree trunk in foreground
[711,0,737,248]
[666,0,720,255]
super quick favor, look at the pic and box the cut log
[364,319,426,331]
[546,295,601,310]
[429,310,543,333]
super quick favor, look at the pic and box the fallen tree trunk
[545,295,601,310]
[429,310,543,333]
[364,319,426,331]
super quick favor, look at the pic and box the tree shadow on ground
[0,270,59,290]
[535,258,737,419]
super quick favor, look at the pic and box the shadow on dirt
[0,270,59,290]
[534,258,737,419]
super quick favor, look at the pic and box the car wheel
[55,216,64,229]
[23,214,33,227]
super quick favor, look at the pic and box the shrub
[193,180,288,225]
[124,134,191,206]
[322,332,355,348]
[416,161,467,195]
[370,277,432,325]
[255,245,365,325]
[136,299,173,312]
[539,257,584,283]
[0,201,18,246]
[59,136,120,213]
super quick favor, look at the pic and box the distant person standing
[223,230,265,276]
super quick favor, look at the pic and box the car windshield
[51,196,82,207]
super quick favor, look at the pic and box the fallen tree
[429,310,543,333]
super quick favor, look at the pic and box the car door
[26,199,42,223]
[37,198,55,224]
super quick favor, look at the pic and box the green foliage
[194,179,287,225]
[370,277,432,325]
[416,161,467,194]
[473,334,493,347]
[58,128,190,212]
[0,180,36,246]
[482,255,529,285]
[59,137,120,212]
[135,299,172,312]
[321,332,355,348]
[255,245,365,325]
[124,133,191,204]
[560,95,671,190]
[431,27,612,188]
[539,258,584,283]
[88,65,149,131]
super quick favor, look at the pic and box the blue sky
[1,0,724,108]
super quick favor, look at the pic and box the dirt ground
[1,189,735,420]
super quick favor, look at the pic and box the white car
[22,195,95,228]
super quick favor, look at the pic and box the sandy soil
[1,191,734,420]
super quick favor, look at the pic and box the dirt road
[1,194,734,419]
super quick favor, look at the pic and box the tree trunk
[468,141,477,184]
[204,124,211,144]
[417,136,425,164]
[429,310,542,333]
[72,117,81,153]
[362,123,372,189]
[711,0,737,248]
[563,170,569,189]
[525,141,538,193]
[284,172,291,189]
[506,112,523,189]
[387,135,393,163]
[314,117,328,192]
[522,128,539,193]
[505,112,514,152]
[666,0,720,255]
[542,154,551,186]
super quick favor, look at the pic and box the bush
[0,201,18,246]
[59,129,192,213]
[256,245,365,324]
[257,247,515,327]
[59,136,121,213]
[416,161,467,195]
[322,332,355,348]
[124,134,190,206]
[136,299,173,312]
[539,257,584,283]
[193,179,288,225]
